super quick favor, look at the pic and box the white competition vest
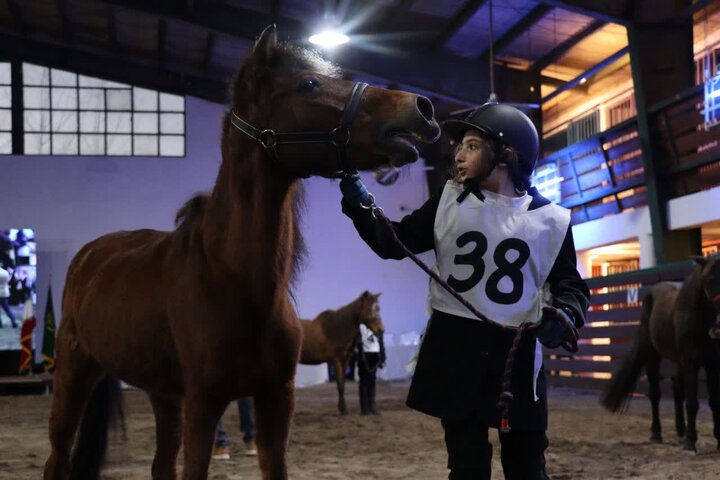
[429,181,571,327]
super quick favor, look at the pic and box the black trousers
[358,352,379,414]
[442,415,549,480]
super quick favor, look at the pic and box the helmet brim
[440,119,500,144]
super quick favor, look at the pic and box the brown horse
[601,254,720,452]
[43,25,440,480]
[299,291,384,415]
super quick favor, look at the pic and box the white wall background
[0,96,435,367]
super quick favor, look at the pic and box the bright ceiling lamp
[309,30,349,48]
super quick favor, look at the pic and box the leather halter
[230,82,369,176]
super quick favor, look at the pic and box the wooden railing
[540,84,720,225]
[544,261,696,394]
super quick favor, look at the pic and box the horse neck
[677,268,713,325]
[322,299,363,343]
[203,132,300,297]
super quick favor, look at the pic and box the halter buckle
[330,127,351,147]
[259,129,277,149]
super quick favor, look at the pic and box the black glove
[378,350,386,369]
[340,174,372,208]
[536,306,579,351]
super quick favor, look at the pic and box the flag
[18,299,36,374]
[42,287,56,373]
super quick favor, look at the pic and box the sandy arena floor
[1,380,719,479]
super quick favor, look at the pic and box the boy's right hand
[340,174,371,207]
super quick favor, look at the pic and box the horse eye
[299,79,320,92]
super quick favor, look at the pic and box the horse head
[226,25,441,178]
[691,254,720,339]
[358,290,384,334]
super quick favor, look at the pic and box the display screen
[0,229,36,351]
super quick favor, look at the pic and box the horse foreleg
[148,393,182,480]
[44,324,103,480]
[181,394,226,480]
[704,358,720,450]
[646,351,663,443]
[333,358,348,415]
[672,370,686,440]
[681,362,700,452]
[254,381,294,480]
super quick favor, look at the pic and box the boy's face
[453,130,495,183]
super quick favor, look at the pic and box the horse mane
[676,254,720,323]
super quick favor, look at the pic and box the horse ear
[252,24,278,68]
[374,292,382,299]
[690,255,707,267]
[362,290,370,299]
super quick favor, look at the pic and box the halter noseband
[230,82,369,176]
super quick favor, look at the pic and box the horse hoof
[682,442,697,454]
[650,435,663,444]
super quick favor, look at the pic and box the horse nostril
[416,96,435,122]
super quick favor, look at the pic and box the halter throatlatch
[230,82,369,176]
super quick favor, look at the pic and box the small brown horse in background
[601,253,720,452]
[44,25,440,480]
[300,291,384,414]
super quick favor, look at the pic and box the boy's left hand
[536,306,579,351]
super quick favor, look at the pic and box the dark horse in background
[299,291,384,415]
[43,25,440,480]
[601,253,720,452]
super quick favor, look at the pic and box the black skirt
[406,310,548,431]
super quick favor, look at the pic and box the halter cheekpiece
[230,82,369,176]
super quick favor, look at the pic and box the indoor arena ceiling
[0,0,714,117]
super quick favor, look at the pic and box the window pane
[0,109,11,131]
[133,87,158,111]
[160,135,184,156]
[23,64,50,86]
[134,135,158,155]
[52,111,78,132]
[52,134,78,155]
[51,69,77,86]
[160,113,183,134]
[0,86,10,108]
[80,134,105,155]
[79,88,104,110]
[133,113,158,133]
[0,63,10,85]
[107,112,131,133]
[52,87,78,110]
[24,133,51,154]
[107,134,131,155]
[159,93,184,112]
[79,75,128,89]
[24,110,51,132]
[80,111,105,133]
[0,132,10,154]
[23,87,50,108]
[107,90,131,110]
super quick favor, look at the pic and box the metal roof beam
[480,4,552,58]
[531,19,604,73]
[0,30,228,103]
[538,0,629,25]
[542,46,628,103]
[431,0,488,49]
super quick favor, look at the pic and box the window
[0,63,10,154]
[22,63,185,156]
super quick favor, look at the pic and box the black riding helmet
[441,102,540,179]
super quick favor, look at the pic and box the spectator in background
[0,261,18,328]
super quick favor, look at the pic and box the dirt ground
[1,380,719,479]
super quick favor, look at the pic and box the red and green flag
[41,287,56,373]
[18,299,36,374]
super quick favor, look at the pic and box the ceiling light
[309,30,349,48]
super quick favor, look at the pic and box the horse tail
[70,376,124,480]
[600,292,655,413]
